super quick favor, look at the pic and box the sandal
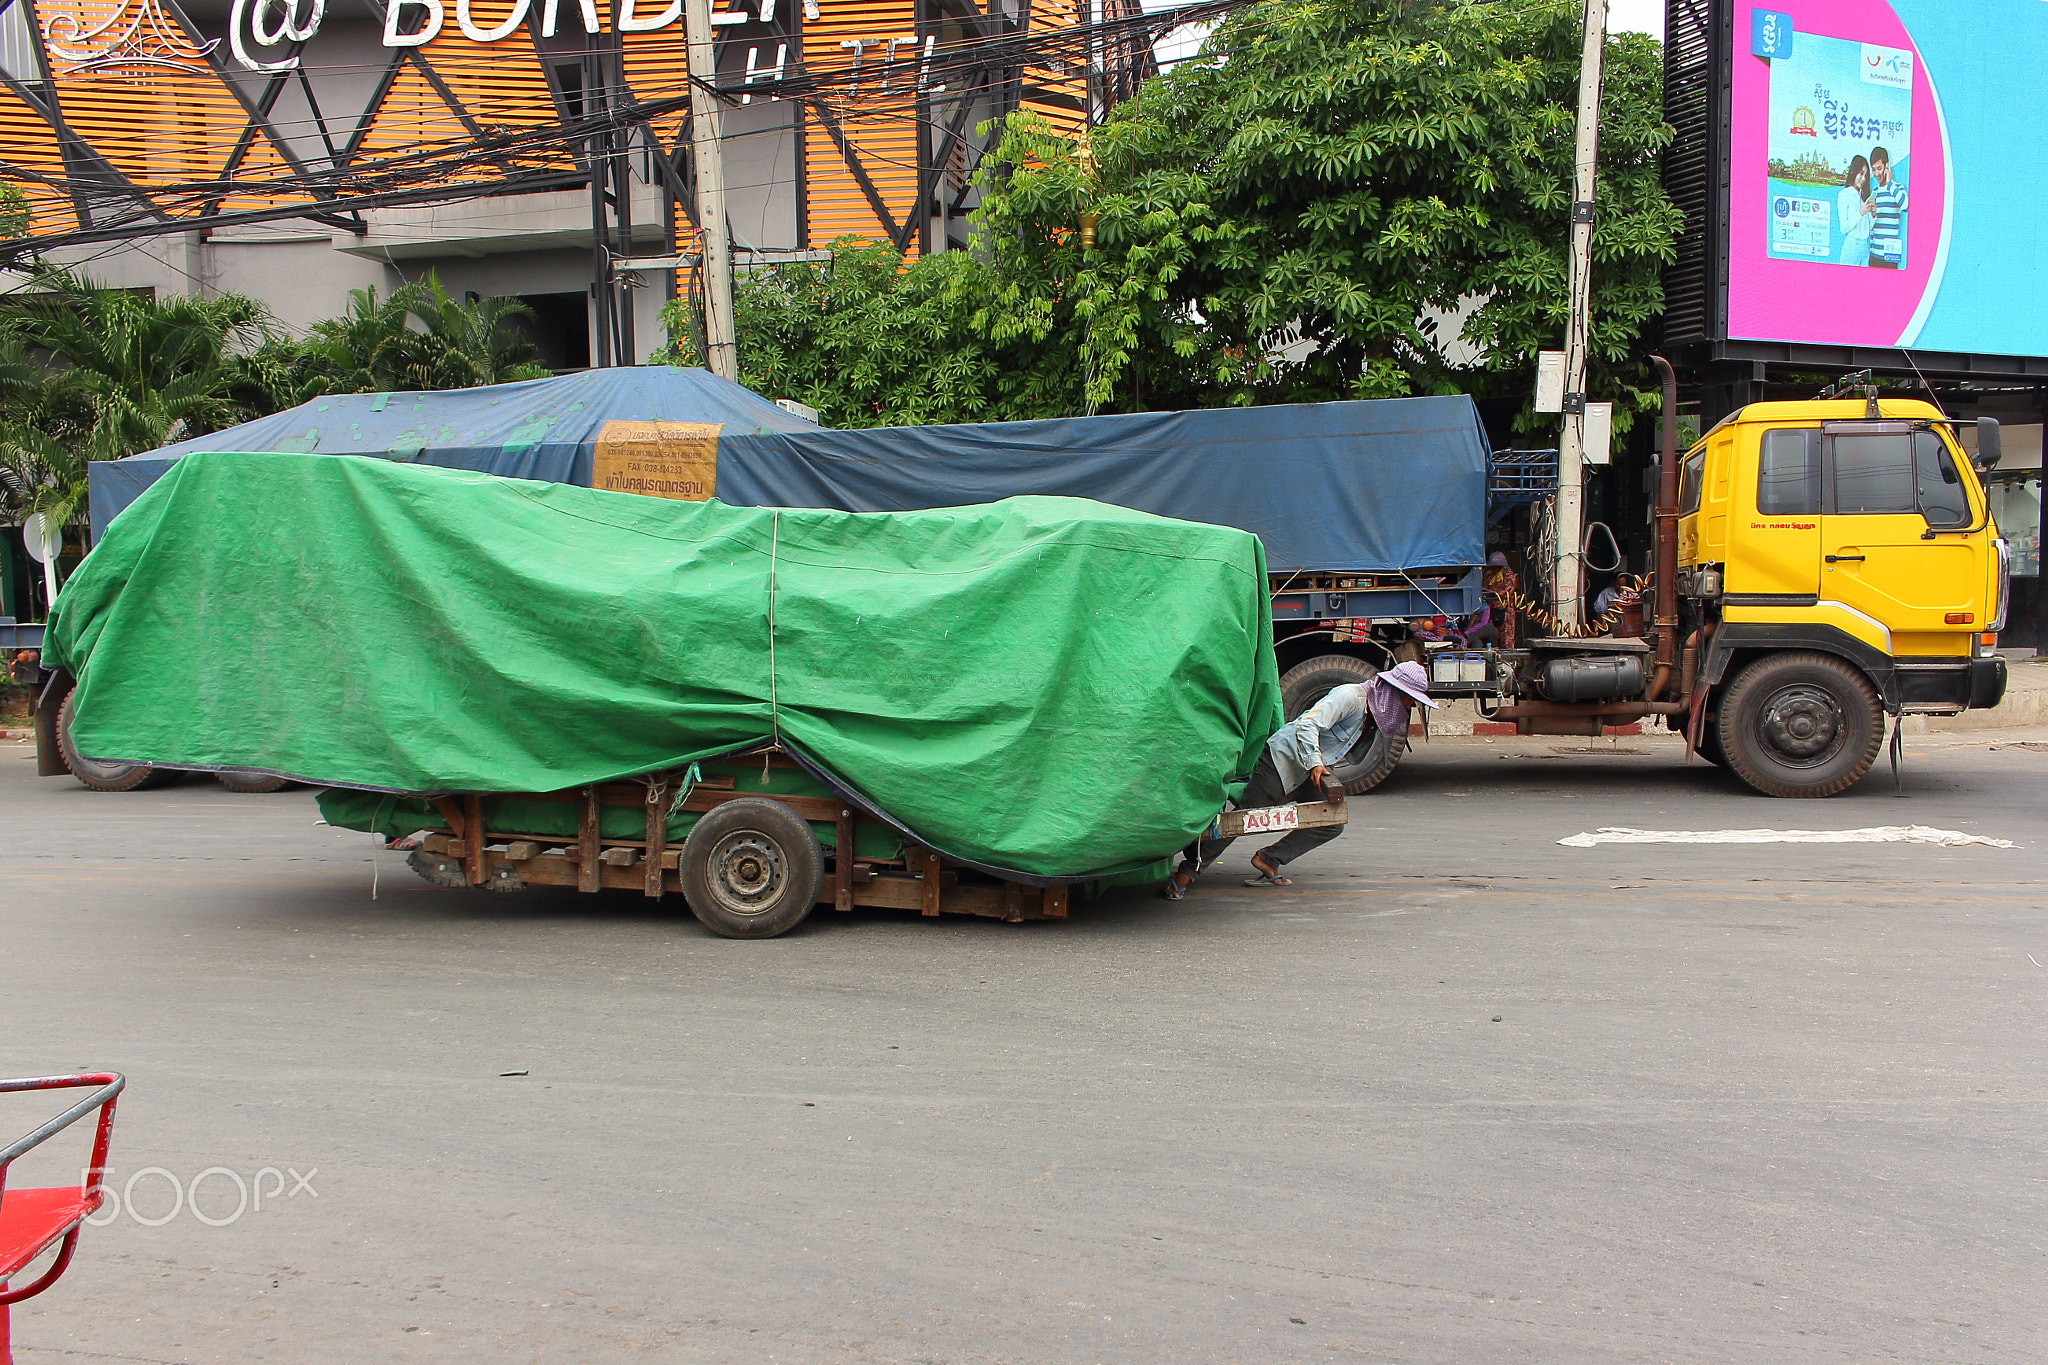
[1243,854,1291,887]
[1160,866,1195,901]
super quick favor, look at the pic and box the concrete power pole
[684,0,739,382]
[1554,0,1605,627]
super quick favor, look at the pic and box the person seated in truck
[1456,602,1499,648]
[1162,660,1440,898]
[1482,551,1520,649]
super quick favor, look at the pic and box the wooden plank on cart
[577,785,601,893]
[1040,885,1068,919]
[834,807,855,913]
[921,848,943,917]
[643,781,667,900]
[1211,786,1348,840]
[463,793,485,885]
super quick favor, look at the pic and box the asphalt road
[3,731,2045,1364]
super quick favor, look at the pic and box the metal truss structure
[0,0,1201,256]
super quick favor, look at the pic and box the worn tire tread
[1720,651,1882,798]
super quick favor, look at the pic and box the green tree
[670,0,1680,430]
[658,240,1083,428]
[1,270,284,575]
[0,184,28,240]
[280,272,552,398]
[2,267,280,461]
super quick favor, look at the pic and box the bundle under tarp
[46,451,1282,881]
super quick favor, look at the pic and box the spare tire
[1277,653,1409,795]
[58,691,175,792]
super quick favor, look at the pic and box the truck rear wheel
[1278,654,1409,795]
[1720,652,1882,798]
[217,770,290,794]
[678,797,823,939]
[58,691,174,792]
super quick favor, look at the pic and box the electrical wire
[2,0,1259,256]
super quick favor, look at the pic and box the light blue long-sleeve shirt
[1266,679,1407,790]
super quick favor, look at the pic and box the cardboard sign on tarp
[87,367,814,542]
[46,452,1281,883]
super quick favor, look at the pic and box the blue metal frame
[1271,568,1483,625]
[1488,448,1559,524]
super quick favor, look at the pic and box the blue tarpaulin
[714,398,1488,573]
[89,367,815,542]
[91,375,1486,573]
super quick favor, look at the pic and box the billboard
[1723,0,2048,359]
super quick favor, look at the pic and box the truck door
[1727,427,1821,603]
[1820,422,1981,636]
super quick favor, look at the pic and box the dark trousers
[1183,749,1344,874]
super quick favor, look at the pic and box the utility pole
[684,0,738,382]
[1555,0,1605,628]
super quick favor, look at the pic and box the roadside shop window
[1756,429,1820,515]
[1678,448,1705,516]
[1829,433,1917,514]
[1912,430,1971,528]
[1987,473,2042,577]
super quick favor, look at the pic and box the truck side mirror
[1973,417,2002,472]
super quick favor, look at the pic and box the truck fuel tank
[1533,653,1645,703]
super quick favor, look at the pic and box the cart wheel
[58,690,174,792]
[217,770,290,794]
[678,797,823,939]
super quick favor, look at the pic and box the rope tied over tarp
[765,510,783,781]
[645,762,703,818]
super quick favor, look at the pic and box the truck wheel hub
[708,832,786,914]
[1760,686,1843,763]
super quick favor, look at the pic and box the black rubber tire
[58,691,174,792]
[216,770,290,794]
[1277,653,1410,796]
[1720,651,1883,798]
[678,797,823,939]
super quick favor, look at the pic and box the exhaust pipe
[1648,356,1680,699]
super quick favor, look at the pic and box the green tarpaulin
[47,451,1281,881]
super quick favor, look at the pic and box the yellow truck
[1672,390,2010,796]
[1413,364,2009,798]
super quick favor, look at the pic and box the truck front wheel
[58,691,174,792]
[1278,654,1409,795]
[1720,652,1883,798]
[678,797,823,939]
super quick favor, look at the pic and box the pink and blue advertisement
[1728,0,2048,358]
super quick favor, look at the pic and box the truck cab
[1679,399,2010,795]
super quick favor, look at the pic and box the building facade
[0,0,1134,363]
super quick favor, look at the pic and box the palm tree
[3,267,280,461]
[395,274,553,389]
[0,270,281,597]
[286,272,553,397]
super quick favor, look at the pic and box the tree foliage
[270,272,552,400]
[1,268,548,584]
[668,0,1679,430]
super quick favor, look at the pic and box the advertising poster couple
[1759,10,1912,269]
